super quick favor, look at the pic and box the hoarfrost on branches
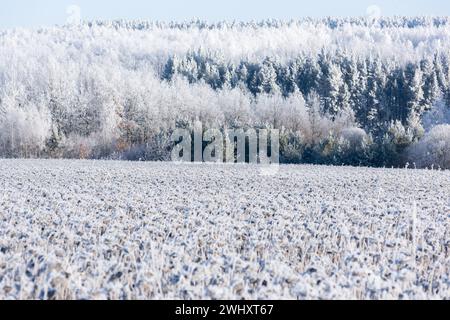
[0,160,449,299]
[1,18,450,167]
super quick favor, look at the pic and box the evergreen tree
[421,58,439,110]
[405,64,425,116]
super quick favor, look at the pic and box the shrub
[407,124,450,169]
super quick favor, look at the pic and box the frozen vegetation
[0,159,449,299]
[0,18,450,167]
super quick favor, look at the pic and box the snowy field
[0,159,449,300]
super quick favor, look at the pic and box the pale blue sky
[1,0,450,30]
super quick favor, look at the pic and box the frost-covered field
[0,159,449,300]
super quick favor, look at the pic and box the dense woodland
[0,17,449,167]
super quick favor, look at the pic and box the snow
[1,19,450,167]
[0,159,449,299]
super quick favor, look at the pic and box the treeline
[0,18,449,168]
[162,51,449,125]
[90,16,450,30]
[160,51,450,167]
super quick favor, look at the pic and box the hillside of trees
[0,18,449,168]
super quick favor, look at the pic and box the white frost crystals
[0,160,449,300]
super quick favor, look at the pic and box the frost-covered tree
[407,124,450,169]
[421,95,450,132]
[253,58,280,94]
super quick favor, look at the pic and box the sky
[1,0,450,30]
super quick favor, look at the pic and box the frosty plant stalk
[171,124,279,174]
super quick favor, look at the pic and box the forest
[0,17,449,168]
